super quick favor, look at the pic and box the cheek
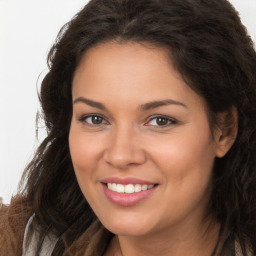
[68,129,102,206]
[150,129,215,173]
[69,126,102,169]
[147,135,215,226]
[148,127,216,199]
[69,125,102,189]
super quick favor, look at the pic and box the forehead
[74,41,173,79]
[72,41,205,111]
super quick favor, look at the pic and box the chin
[101,216,154,236]
[106,225,151,237]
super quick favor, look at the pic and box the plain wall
[0,0,255,204]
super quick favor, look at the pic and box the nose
[103,127,147,169]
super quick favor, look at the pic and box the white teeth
[134,184,141,192]
[141,185,147,191]
[107,183,155,193]
[112,183,117,192]
[116,184,125,193]
[125,184,135,193]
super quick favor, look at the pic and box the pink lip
[101,177,155,185]
[101,182,158,206]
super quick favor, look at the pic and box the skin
[69,41,235,256]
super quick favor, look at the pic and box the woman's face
[69,41,220,237]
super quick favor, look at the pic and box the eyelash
[78,114,109,126]
[145,115,177,127]
[78,114,177,128]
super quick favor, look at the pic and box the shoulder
[0,196,32,256]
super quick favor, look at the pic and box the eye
[79,115,108,126]
[145,116,176,127]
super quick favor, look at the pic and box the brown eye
[80,115,108,126]
[91,116,103,124]
[145,115,176,127]
[156,117,169,126]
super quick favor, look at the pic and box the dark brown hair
[1,0,256,255]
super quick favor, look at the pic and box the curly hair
[1,0,256,255]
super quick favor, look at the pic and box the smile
[101,180,158,206]
[107,183,154,193]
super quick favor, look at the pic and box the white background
[0,0,255,204]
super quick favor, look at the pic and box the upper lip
[101,177,157,185]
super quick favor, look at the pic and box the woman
[1,0,256,255]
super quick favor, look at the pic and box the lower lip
[102,183,157,206]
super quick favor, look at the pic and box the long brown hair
[1,0,256,255]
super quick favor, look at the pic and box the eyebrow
[73,97,107,110]
[140,99,187,111]
[73,97,187,111]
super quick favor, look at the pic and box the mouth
[102,183,157,193]
[100,178,159,206]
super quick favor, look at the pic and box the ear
[214,106,238,158]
